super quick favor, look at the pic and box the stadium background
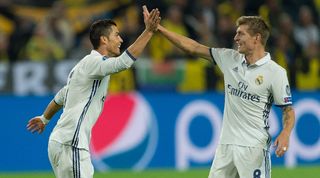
[0,0,319,177]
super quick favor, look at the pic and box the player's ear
[256,33,261,42]
[100,35,109,44]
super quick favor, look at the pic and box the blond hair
[236,16,270,46]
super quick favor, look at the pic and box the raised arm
[274,105,295,157]
[126,8,161,58]
[142,5,212,62]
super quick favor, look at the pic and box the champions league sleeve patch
[284,97,292,103]
[284,85,292,103]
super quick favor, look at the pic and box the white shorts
[208,144,271,178]
[48,140,94,178]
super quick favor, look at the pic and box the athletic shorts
[208,144,271,178]
[48,140,94,178]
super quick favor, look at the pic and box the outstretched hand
[27,116,46,134]
[273,131,290,157]
[143,5,161,32]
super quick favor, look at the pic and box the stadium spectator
[258,0,282,29]
[195,0,218,35]
[0,2,35,62]
[69,31,92,60]
[0,30,9,62]
[24,22,66,61]
[44,1,75,55]
[118,4,142,51]
[272,13,303,89]
[0,0,319,92]
[149,5,189,62]
[296,42,320,90]
[293,5,319,50]
[215,14,235,48]
[217,0,246,23]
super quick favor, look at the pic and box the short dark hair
[89,19,117,49]
[236,16,270,46]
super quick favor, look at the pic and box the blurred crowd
[0,0,319,92]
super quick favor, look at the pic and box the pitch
[0,166,319,178]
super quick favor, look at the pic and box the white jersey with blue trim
[49,50,136,150]
[210,48,292,149]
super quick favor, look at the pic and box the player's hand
[143,5,161,32]
[273,131,290,157]
[27,116,46,134]
[142,5,150,19]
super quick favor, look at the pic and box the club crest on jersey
[255,75,263,85]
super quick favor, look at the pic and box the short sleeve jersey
[50,50,136,150]
[210,48,292,149]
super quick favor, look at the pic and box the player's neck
[245,48,266,65]
[95,47,109,56]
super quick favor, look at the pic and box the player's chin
[110,50,121,57]
[115,49,121,56]
[237,48,245,54]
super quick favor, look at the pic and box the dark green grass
[1,166,319,178]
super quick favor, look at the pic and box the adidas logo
[233,67,238,72]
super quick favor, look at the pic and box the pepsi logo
[90,92,158,170]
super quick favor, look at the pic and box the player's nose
[234,34,238,42]
[119,36,123,43]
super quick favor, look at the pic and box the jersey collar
[255,52,271,66]
[90,50,103,57]
[242,52,271,67]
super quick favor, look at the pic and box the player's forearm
[158,25,213,61]
[43,100,63,120]
[127,29,153,58]
[158,25,196,54]
[281,105,295,136]
[158,25,210,58]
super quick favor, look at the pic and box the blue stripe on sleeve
[275,103,292,107]
[209,48,216,65]
[53,99,63,106]
[125,50,137,61]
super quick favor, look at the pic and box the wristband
[40,115,50,125]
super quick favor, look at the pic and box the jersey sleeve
[271,69,292,106]
[209,48,239,73]
[54,85,68,106]
[85,50,136,78]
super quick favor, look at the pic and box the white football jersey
[210,48,292,149]
[50,50,136,150]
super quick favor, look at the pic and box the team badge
[286,85,291,96]
[255,75,263,85]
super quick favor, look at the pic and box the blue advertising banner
[0,92,319,171]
